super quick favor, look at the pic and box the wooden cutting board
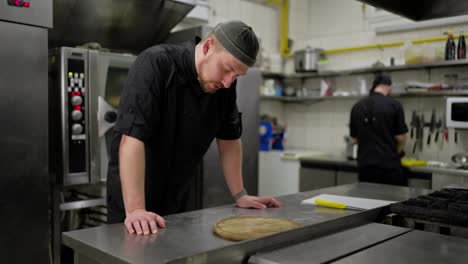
[213,216,302,241]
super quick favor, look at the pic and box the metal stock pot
[452,152,468,169]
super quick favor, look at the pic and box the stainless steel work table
[300,156,468,177]
[249,223,411,264]
[332,229,468,264]
[63,183,430,264]
[250,223,468,264]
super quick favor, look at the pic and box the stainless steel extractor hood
[357,0,468,21]
[49,0,195,53]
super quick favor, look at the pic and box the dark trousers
[358,166,407,186]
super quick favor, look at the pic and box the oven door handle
[97,96,117,137]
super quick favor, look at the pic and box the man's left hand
[236,195,281,209]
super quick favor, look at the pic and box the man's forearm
[119,135,146,214]
[397,142,405,154]
[395,134,406,154]
[217,138,243,196]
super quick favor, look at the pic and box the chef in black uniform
[107,20,280,235]
[349,73,408,186]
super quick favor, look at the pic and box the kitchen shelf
[261,59,468,79]
[261,91,468,103]
[398,91,468,96]
[260,95,361,102]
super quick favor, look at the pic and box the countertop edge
[299,157,468,177]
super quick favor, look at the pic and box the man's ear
[203,38,215,55]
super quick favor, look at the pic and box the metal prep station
[61,183,468,263]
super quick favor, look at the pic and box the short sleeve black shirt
[350,92,408,169]
[107,38,242,221]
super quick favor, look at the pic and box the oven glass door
[88,51,136,183]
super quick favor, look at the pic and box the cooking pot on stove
[451,152,468,169]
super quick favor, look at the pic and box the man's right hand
[124,209,166,235]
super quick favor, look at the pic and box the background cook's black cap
[371,73,392,92]
[213,20,259,67]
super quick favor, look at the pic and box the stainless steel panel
[0,20,49,263]
[332,230,468,264]
[0,0,52,28]
[432,172,467,190]
[63,183,430,264]
[249,223,410,264]
[357,0,468,21]
[336,171,359,185]
[56,47,90,185]
[49,0,194,52]
[300,167,336,191]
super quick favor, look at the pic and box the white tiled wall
[286,0,468,72]
[261,99,354,155]
[207,0,280,54]
[203,0,468,162]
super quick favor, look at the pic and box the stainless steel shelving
[262,59,468,79]
[261,60,468,103]
[261,91,468,103]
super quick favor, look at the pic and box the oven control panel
[67,58,86,173]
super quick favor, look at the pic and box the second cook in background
[350,73,408,186]
[107,20,280,235]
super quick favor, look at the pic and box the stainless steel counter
[332,230,468,264]
[63,183,429,264]
[249,223,411,264]
[250,223,468,264]
[300,156,468,177]
[409,166,468,177]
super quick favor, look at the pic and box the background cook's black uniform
[107,38,242,223]
[350,92,408,186]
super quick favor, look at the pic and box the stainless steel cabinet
[0,1,52,262]
[300,167,336,191]
[432,173,467,190]
[337,171,359,185]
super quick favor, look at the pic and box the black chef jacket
[107,38,242,223]
[350,92,408,180]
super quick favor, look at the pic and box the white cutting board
[301,194,396,210]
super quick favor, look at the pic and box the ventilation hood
[357,0,468,21]
[49,0,195,53]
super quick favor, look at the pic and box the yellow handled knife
[315,199,363,210]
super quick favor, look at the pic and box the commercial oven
[49,47,136,186]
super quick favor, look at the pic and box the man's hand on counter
[236,195,281,209]
[124,209,166,235]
